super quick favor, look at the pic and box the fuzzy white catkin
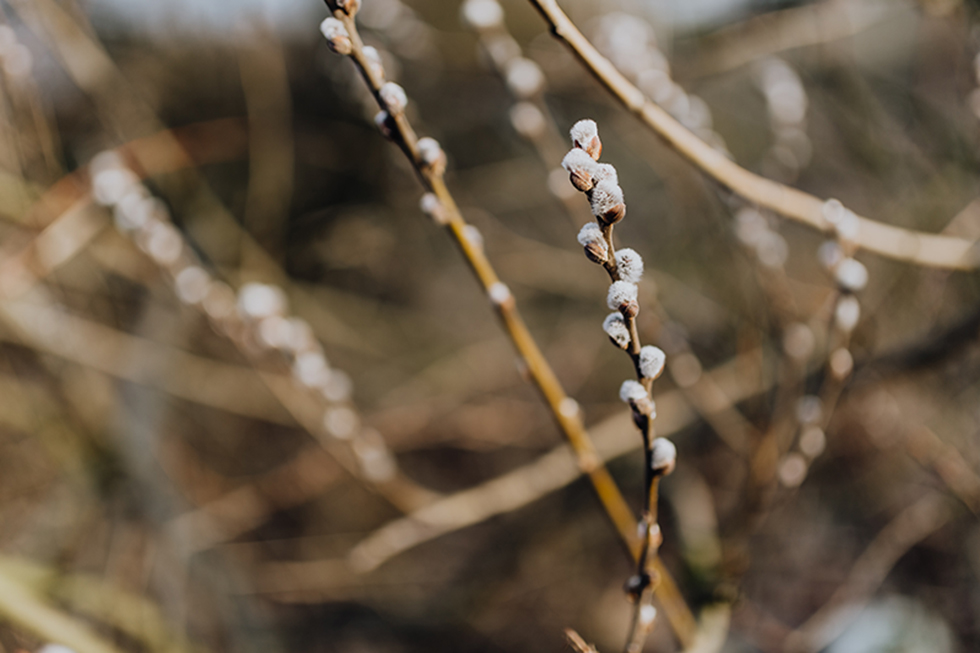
[417,137,443,167]
[320,17,352,55]
[488,282,511,305]
[835,295,861,332]
[92,168,139,206]
[419,192,440,214]
[174,266,211,305]
[593,163,618,184]
[505,57,545,98]
[590,179,624,217]
[607,280,638,310]
[509,102,545,139]
[615,248,644,284]
[569,119,598,148]
[818,240,843,270]
[461,0,504,30]
[577,222,604,247]
[619,379,648,403]
[639,345,666,380]
[822,198,845,225]
[650,437,676,472]
[238,283,287,319]
[379,82,407,114]
[835,258,868,291]
[561,148,597,177]
[362,46,385,80]
[603,312,631,348]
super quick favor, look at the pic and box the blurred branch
[0,293,297,424]
[0,562,124,653]
[682,0,893,78]
[238,28,294,262]
[0,556,201,653]
[782,492,953,652]
[525,0,980,270]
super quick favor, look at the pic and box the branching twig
[524,0,980,271]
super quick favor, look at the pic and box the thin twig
[524,0,980,270]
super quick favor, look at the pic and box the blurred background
[0,0,979,652]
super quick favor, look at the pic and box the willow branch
[525,0,980,271]
[322,3,696,643]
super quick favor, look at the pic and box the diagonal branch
[525,0,980,271]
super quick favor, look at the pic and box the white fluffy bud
[607,280,638,311]
[593,163,618,184]
[650,437,676,475]
[576,222,608,263]
[420,192,448,225]
[619,379,648,403]
[615,248,644,284]
[818,240,842,270]
[835,295,861,332]
[461,0,504,30]
[379,82,407,114]
[639,345,666,380]
[835,258,868,292]
[320,17,352,55]
[603,312,630,349]
[590,179,625,221]
[237,283,287,319]
[505,57,545,99]
[417,137,446,174]
[562,148,597,191]
[509,102,545,139]
[569,119,601,160]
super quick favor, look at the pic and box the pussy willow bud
[650,437,676,476]
[488,282,513,308]
[461,0,504,30]
[603,312,630,349]
[577,222,607,264]
[562,148,597,192]
[569,119,602,160]
[615,248,644,284]
[835,295,860,332]
[379,82,407,114]
[417,137,447,175]
[320,18,352,55]
[374,111,394,140]
[361,46,386,81]
[420,192,449,225]
[620,379,655,423]
[590,179,625,225]
[505,57,545,99]
[336,0,360,16]
[835,258,868,292]
[608,280,639,317]
[639,345,666,380]
[593,162,618,185]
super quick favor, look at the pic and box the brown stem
[326,5,696,645]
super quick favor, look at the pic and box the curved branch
[525,0,980,271]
